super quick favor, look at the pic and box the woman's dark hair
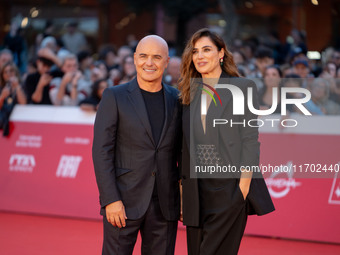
[0,62,21,88]
[178,28,240,105]
[121,54,135,77]
[91,78,108,99]
[254,46,274,59]
[258,64,283,97]
[265,65,282,77]
[77,50,91,63]
[98,45,117,61]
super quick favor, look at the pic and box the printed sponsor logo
[15,135,42,148]
[64,137,90,145]
[328,167,340,205]
[9,154,36,172]
[56,155,82,178]
[265,161,302,198]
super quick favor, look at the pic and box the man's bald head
[135,35,169,56]
[134,35,170,89]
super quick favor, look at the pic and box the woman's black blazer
[181,72,275,227]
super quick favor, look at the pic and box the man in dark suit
[92,35,181,255]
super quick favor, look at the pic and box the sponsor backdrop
[0,106,99,219]
[0,106,339,243]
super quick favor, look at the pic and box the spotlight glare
[21,17,28,28]
[31,10,39,18]
[307,51,321,60]
[311,0,319,6]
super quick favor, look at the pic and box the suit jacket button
[151,171,156,176]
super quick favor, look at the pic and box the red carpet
[0,212,339,255]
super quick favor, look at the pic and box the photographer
[0,62,26,135]
[49,54,91,106]
[24,47,62,105]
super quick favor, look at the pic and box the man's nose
[146,57,153,65]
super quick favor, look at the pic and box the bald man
[92,35,181,255]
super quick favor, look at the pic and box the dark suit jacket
[92,78,181,221]
[181,72,275,227]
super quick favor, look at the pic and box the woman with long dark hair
[0,62,26,135]
[0,61,26,107]
[178,28,275,255]
[79,78,109,111]
[258,65,282,114]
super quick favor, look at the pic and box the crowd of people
[0,22,340,136]
[229,30,340,115]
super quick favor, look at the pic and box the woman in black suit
[178,28,275,255]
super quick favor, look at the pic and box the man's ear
[165,56,170,68]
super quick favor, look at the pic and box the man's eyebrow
[138,53,162,58]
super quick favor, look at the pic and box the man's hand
[38,73,52,87]
[62,72,75,85]
[105,200,127,228]
[38,47,61,67]
[73,70,82,82]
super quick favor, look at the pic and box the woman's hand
[239,172,252,200]
[9,77,19,89]
[0,86,10,100]
[239,182,250,200]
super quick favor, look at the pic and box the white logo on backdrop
[265,161,302,198]
[328,166,340,205]
[9,154,36,172]
[64,137,90,145]
[15,135,42,148]
[56,155,82,178]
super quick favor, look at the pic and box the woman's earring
[220,57,224,66]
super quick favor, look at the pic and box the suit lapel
[188,87,202,178]
[183,104,198,178]
[127,78,155,147]
[205,72,235,165]
[190,84,202,149]
[206,71,233,122]
[183,105,190,151]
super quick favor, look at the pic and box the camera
[46,69,64,78]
